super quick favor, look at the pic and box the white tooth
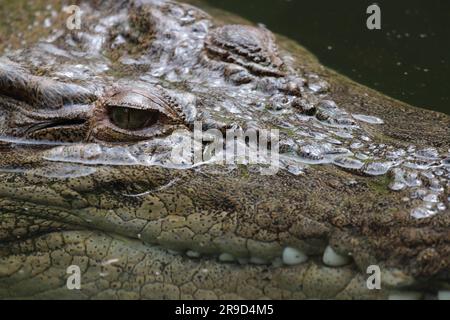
[237,257,249,265]
[322,245,350,267]
[388,291,423,300]
[219,253,235,262]
[282,247,308,265]
[186,250,201,258]
[250,257,268,265]
[168,249,182,255]
[438,290,450,300]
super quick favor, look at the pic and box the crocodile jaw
[0,159,448,300]
[1,229,445,300]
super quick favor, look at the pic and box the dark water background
[206,0,450,115]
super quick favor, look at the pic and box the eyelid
[90,87,187,142]
[105,89,183,122]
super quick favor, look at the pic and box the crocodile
[0,0,449,300]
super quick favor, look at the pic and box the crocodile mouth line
[138,241,449,300]
[1,216,448,300]
[83,231,450,301]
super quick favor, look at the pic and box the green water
[206,0,450,115]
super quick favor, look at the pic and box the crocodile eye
[90,87,185,143]
[109,107,159,130]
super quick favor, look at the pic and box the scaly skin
[0,0,449,299]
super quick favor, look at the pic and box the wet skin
[0,0,449,299]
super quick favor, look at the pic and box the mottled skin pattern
[0,0,449,300]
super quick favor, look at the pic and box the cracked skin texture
[0,0,449,299]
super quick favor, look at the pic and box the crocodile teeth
[322,245,351,267]
[388,291,423,300]
[282,247,308,265]
[186,250,201,258]
[438,290,450,300]
[218,253,235,262]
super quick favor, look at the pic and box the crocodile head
[0,0,449,300]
